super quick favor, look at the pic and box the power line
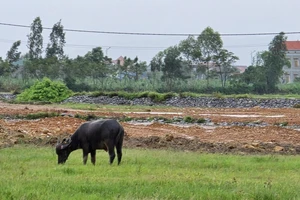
[0,22,300,37]
[0,37,268,51]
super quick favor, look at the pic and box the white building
[283,41,300,83]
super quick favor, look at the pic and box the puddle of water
[180,134,195,140]
[124,112,183,115]
[129,122,218,131]
[199,114,285,118]
[201,126,217,130]
[170,124,195,128]
[128,122,154,126]
[221,114,260,118]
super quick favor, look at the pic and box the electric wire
[0,22,300,37]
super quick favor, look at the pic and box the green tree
[46,20,66,59]
[84,47,104,63]
[213,49,239,87]
[161,46,188,91]
[40,20,67,79]
[84,47,111,88]
[0,57,10,76]
[6,40,21,65]
[24,17,44,80]
[242,64,267,94]
[128,57,147,81]
[41,56,61,79]
[241,65,259,85]
[178,36,198,62]
[178,36,202,79]
[150,51,164,72]
[27,17,43,60]
[61,56,89,91]
[264,32,290,92]
[149,52,164,89]
[2,40,22,76]
[242,33,290,94]
[197,27,223,87]
[116,56,133,81]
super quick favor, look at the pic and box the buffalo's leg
[107,142,116,164]
[82,150,89,165]
[116,143,123,165]
[91,150,96,165]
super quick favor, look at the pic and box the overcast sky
[1,0,300,66]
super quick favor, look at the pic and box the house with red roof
[283,41,300,83]
[112,56,125,66]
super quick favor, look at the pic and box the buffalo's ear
[61,139,72,149]
[61,137,72,144]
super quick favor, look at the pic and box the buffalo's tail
[115,124,124,165]
[116,125,124,147]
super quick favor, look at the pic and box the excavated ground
[1,101,300,154]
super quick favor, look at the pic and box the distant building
[112,56,125,66]
[283,41,300,83]
[234,65,247,74]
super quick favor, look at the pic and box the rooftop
[285,41,300,50]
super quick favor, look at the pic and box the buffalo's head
[56,137,72,164]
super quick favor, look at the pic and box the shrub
[16,78,72,103]
[21,112,59,119]
[212,92,224,99]
[183,116,194,123]
[274,121,288,126]
[234,94,253,98]
[137,91,150,98]
[148,92,165,102]
[196,118,206,123]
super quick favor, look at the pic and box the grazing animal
[56,119,124,165]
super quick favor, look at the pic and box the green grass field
[1,145,300,200]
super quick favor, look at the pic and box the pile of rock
[64,95,300,108]
[2,93,300,108]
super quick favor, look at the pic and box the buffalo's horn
[66,137,72,143]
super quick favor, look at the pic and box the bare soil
[1,101,300,154]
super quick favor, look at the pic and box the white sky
[1,0,300,66]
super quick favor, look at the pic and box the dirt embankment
[1,101,300,154]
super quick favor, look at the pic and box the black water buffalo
[56,119,124,165]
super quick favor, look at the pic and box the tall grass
[1,145,300,199]
[0,76,36,92]
[5,75,300,96]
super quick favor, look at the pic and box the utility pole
[250,50,256,65]
[106,47,111,57]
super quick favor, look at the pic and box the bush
[21,112,59,119]
[293,104,300,108]
[183,116,194,123]
[148,92,165,102]
[17,78,72,103]
[234,94,253,98]
[196,118,206,123]
[212,92,224,99]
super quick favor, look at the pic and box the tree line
[0,17,290,94]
